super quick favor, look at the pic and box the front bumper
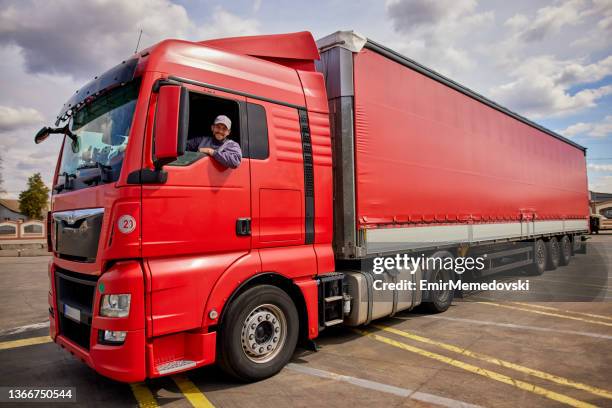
[49,261,146,383]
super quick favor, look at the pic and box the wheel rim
[241,304,286,364]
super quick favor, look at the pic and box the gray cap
[213,115,232,130]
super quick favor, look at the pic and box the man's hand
[199,147,215,155]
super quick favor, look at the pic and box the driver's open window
[170,91,242,166]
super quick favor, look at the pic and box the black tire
[559,235,571,266]
[422,251,455,313]
[217,285,299,382]
[546,237,560,270]
[571,235,582,255]
[528,239,547,276]
[573,236,587,254]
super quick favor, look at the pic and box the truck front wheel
[217,285,299,382]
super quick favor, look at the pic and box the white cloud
[588,163,612,172]
[0,106,44,132]
[517,0,587,42]
[0,1,259,79]
[491,78,612,118]
[504,13,529,30]
[385,0,494,76]
[560,115,612,138]
[386,0,478,30]
[570,0,612,51]
[196,7,260,40]
[489,53,612,118]
[590,175,612,193]
[555,55,612,86]
[0,0,261,197]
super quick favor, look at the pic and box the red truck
[35,30,589,383]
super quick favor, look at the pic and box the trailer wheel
[528,239,547,276]
[572,235,587,255]
[546,237,560,270]
[217,285,299,382]
[571,235,578,255]
[422,251,454,313]
[559,236,572,266]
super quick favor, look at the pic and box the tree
[19,173,50,220]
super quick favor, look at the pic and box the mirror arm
[35,126,78,143]
[59,125,78,143]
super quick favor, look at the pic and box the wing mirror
[153,84,189,169]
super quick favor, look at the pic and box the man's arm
[185,137,202,152]
[212,141,242,169]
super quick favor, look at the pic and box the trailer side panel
[352,48,589,231]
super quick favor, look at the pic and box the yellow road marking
[475,301,612,327]
[0,336,214,407]
[354,329,596,408]
[173,375,215,408]
[130,383,159,408]
[0,336,52,350]
[512,302,612,322]
[375,324,612,400]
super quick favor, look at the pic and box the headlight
[100,294,131,317]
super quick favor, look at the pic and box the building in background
[589,191,612,232]
[0,199,46,241]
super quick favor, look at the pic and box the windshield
[56,81,139,192]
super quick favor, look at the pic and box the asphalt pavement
[0,233,610,407]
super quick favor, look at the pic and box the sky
[0,0,611,197]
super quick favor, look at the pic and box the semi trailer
[36,30,589,383]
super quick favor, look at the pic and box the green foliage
[18,173,49,220]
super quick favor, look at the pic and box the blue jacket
[186,136,242,169]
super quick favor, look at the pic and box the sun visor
[56,58,139,125]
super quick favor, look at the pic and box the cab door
[141,86,251,258]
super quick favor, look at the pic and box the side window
[247,103,269,160]
[170,91,242,166]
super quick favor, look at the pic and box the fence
[0,220,46,240]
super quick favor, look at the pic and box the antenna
[134,29,143,54]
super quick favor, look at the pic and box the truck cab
[43,32,335,382]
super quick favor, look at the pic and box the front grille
[55,268,97,350]
[53,208,104,263]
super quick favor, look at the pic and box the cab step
[317,272,345,330]
[157,360,196,375]
[324,319,344,327]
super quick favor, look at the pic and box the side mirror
[35,127,51,144]
[153,85,189,169]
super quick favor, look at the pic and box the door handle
[236,217,251,236]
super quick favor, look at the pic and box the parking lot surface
[0,233,610,407]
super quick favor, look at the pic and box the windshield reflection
[56,81,139,192]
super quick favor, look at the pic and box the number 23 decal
[117,215,136,234]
